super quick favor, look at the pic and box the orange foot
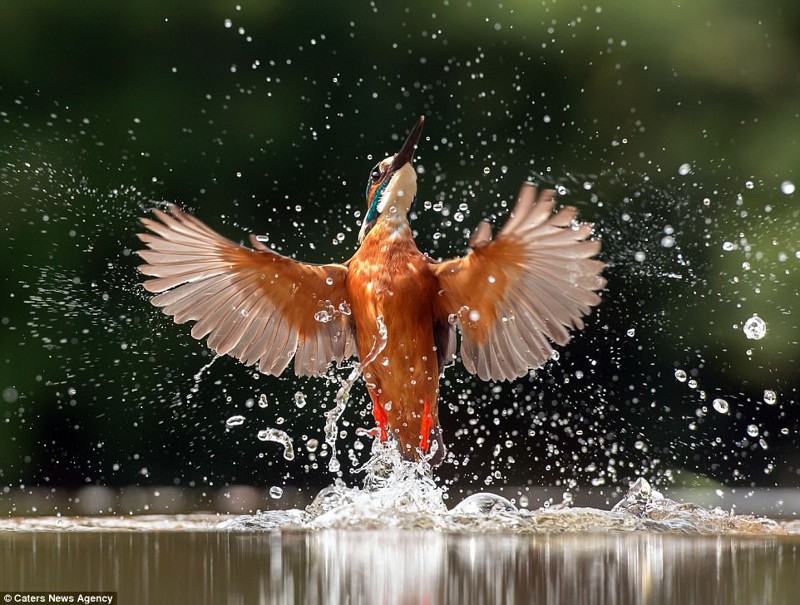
[420,399,434,451]
[370,392,388,441]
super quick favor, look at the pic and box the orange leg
[420,399,434,452]
[369,390,388,441]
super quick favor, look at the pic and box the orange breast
[346,221,440,457]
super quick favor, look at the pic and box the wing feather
[232,305,274,364]
[432,184,605,381]
[137,205,355,377]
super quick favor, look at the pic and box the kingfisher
[136,116,605,465]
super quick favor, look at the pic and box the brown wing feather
[136,205,356,376]
[431,184,606,381]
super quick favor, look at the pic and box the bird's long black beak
[391,115,424,172]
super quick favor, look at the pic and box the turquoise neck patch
[364,178,390,225]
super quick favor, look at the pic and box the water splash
[451,493,517,515]
[306,442,447,528]
[1,484,788,536]
[324,315,388,473]
[186,355,220,402]
[220,469,785,536]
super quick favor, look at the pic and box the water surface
[2,522,798,605]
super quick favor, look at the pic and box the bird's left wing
[136,205,356,376]
[431,184,606,382]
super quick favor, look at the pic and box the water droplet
[314,310,332,323]
[338,302,351,315]
[743,314,766,340]
[634,251,646,262]
[269,486,284,499]
[257,428,295,460]
[763,390,777,405]
[678,163,691,176]
[674,369,687,382]
[225,415,245,428]
[2,387,18,403]
[712,398,729,414]
[746,424,759,437]
[294,392,307,408]
[780,180,795,195]
[468,309,481,322]
[258,394,268,408]
[306,438,319,452]
[626,328,636,337]
[325,277,334,285]
[722,241,735,251]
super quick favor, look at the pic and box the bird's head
[358,116,424,243]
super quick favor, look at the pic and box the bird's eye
[370,166,382,182]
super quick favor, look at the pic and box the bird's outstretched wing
[136,206,356,376]
[431,184,606,381]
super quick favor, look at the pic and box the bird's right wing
[431,184,606,381]
[136,206,356,376]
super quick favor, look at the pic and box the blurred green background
[1,1,798,505]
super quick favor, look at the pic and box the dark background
[1,1,798,503]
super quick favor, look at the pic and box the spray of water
[324,315,388,473]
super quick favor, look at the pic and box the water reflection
[2,528,798,605]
